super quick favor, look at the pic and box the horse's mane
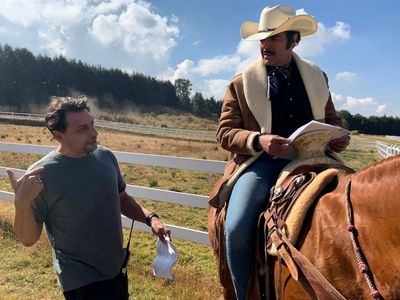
[354,154,400,183]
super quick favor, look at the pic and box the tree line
[337,110,400,136]
[0,44,222,119]
[0,44,399,135]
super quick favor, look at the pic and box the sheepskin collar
[242,52,329,133]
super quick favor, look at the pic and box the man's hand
[7,167,44,207]
[7,167,44,246]
[259,134,292,157]
[328,135,350,152]
[150,217,171,242]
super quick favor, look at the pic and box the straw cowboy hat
[240,4,318,40]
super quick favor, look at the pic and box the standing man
[7,96,170,299]
[208,5,350,300]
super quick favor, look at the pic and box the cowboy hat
[240,4,318,41]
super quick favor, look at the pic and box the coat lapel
[293,52,329,120]
[242,58,271,134]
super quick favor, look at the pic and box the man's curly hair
[45,96,90,134]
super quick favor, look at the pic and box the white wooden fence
[376,141,400,158]
[0,111,216,141]
[386,135,400,141]
[1,137,398,245]
[0,142,226,246]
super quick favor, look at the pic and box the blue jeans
[225,154,289,300]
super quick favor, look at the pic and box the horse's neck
[354,154,400,184]
[350,155,400,213]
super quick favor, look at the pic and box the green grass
[340,149,381,171]
[0,202,221,300]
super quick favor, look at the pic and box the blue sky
[0,0,399,117]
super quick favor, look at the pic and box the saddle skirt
[267,166,341,256]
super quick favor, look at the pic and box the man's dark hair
[286,31,301,49]
[45,96,90,134]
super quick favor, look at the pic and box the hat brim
[240,15,317,41]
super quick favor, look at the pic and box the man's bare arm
[7,168,44,246]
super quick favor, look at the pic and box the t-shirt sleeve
[31,192,48,224]
[27,163,48,224]
[109,150,126,193]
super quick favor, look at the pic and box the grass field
[0,122,385,300]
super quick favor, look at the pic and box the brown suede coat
[208,55,342,299]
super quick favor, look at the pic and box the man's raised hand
[7,167,44,207]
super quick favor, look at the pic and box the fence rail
[386,135,400,141]
[376,141,400,158]
[0,142,226,246]
[0,111,216,141]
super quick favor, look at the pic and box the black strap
[121,218,134,275]
[126,218,134,250]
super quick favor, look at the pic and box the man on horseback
[208,4,350,299]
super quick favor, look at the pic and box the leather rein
[344,179,382,299]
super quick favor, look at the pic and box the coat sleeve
[216,78,260,155]
[324,95,343,126]
[322,72,343,127]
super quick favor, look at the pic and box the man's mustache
[262,49,276,55]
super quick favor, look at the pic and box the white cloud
[38,25,69,55]
[0,0,180,75]
[331,92,343,102]
[202,79,228,99]
[377,104,387,114]
[161,57,235,100]
[89,14,122,45]
[335,71,357,82]
[120,3,179,59]
[0,1,87,27]
[89,0,132,16]
[342,96,377,109]
[195,55,241,76]
[0,0,42,27]
[236,39,258,57]
[295,21,351,57]
[170,59,196,80]
[337,96,390,116]
[234,40,259,74]
[0,26,9,34]
[41,1,87,25]
[329,21,351,39]
[192,40,201,46]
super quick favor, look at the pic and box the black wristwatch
[253,134,263,151]
[145,212,159,227]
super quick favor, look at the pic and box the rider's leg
[225,154,288,300]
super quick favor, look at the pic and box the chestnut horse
[273,154,400,299]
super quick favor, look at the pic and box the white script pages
[288,120,350,142]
